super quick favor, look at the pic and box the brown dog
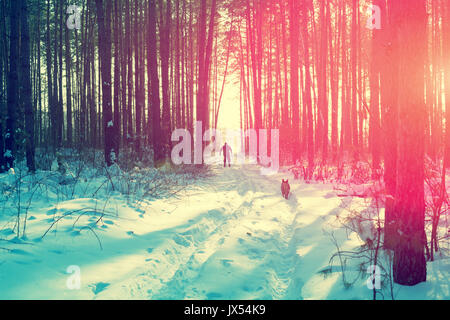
[281,179,290,199]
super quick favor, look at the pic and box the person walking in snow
[221,142,232,167]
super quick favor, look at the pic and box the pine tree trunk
[289,0,300,163]
[443,0,450,168]
[351,0,358,157]
[113,0,121,160]
[20,0,36,172]
[0,0,5,172]
[382,0,398,250]
[392,0,427,286]
[95,0,115,166]
[318,0,328,163]
[134,0,141,156]
[161,0,171,158]
[65,0,73,147]
[329,2,339,163]
[5,0,19,169]
[301,0,314,176]
[148,0,163,164]
[370,0,382,175]
[126,0,133,146]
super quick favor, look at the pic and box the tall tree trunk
[204,0,217,131]
[95,0,115,166]
[301,0,314,176]
[392,0,427,286]
[340,1,351,152]
[329,1,339,163]
[20,0,36,172]
[58,0,64,146]
[45,0,55,148]
[370,0,382,175]
[351,0,359,157]
[289,0,300,162]
[120,0,127,148]
[65,0,73,147]
[148,0,163,164]
[5,0,19,169]
[113,0,121,160]
[197,0,216,163]
[318,0,329,162]
[0,1,4,172]
[382,0,398,250]
[443,0,450,169]
[160,0,171,158]
[175,0,181,129]
[134,0,142,157]
[126,0,133,146]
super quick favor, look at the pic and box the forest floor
[0,159,448,300]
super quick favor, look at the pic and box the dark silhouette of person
[221,142,232,167]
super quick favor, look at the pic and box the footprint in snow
[70,230,81,237]
[206,292,222,299]
[0,228,15,236]
[246,248,263,260]
[242,285,262,292]
[46,208,58,216]
[221,259,233,267]
[323,192,335,199]
[90,282,110,295]
[11,249,32,256]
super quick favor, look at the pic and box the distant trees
[0,0,222,169]
[0,0,444,170]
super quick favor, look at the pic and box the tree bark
[20,0,36,172]
[95,0,115,166]
[5,0,19,170]
[289,0,301,162]
[392,0,427,286]
[148,0,163,164]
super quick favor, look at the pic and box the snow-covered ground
[0,161,448,300]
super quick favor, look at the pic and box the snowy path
[90,164,345,300]
[0,164,448,300]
